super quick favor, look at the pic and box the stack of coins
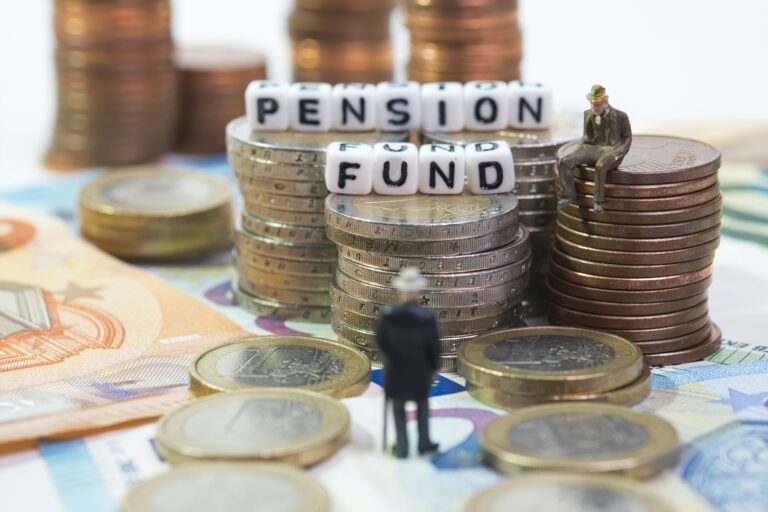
[79,166,233,261]
[422,118,579,319]
[226,117,406,322]
[174,47,267,155]
[403,0,522,82]
[458,326,650,408]
[550,135,723,365]
[46,0,176,170]
[326,194,531,371]
[289,0,395,83]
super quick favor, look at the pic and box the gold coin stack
[174,47,267,155]
[404,0,523,82]
[289,0,395,83]
[326,194,531,371]
[421,118,579,319]
[226,117,407,322]
[46,0,176,170]
[79,166,233,261]
[458,326,650,408]
[551,135,723,365]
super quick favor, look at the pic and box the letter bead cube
[325,142,374,194]
[245,81,290,131]
[418,144,465,194]
[421,82,465,133]
[465,141,515,194]
[508,81,553,130]
[332,83,377,131]
[375,81,421,131]
[372,142,419,195]
[289,82,332,132]
[463,81,509,131]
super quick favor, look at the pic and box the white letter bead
[245,81,290,131]
[463,81,509,131]
[372,142,419,195]
[289,82,332,132]
[375,81,421,131]
[465,140,515,194]
[325,142,373,194]
[508,81,553,130]
[421,82,465,132]
[418,144,465,194]
[332,83,377,131]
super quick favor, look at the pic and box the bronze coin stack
[403,0,522,82]
[46,0,176,170]
[174,47,267,155]
[289,0,395,83]
[549,135,723,365]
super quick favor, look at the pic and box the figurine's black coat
[375,301,440,400]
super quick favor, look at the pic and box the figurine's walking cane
[382,394,389,451]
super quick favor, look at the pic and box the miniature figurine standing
[557,84,632,212]
[376,267,440,458]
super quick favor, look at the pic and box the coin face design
[483,334,615,372]
[505,412,650,457]
[101,174,212,210]
[215,346,343,387]
[350,194,495,223]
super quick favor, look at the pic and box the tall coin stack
[326,194,531,370]
[403,0,523,82]
[550,135,723,365]
[289,0,395,83]
[422,118,579,319]
[226,117,406,322]
[46,0,176,170]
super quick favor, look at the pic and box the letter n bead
[372,143,419,195]
[418,144,465,194]
[508,81,553,130]
[245,81,290,131]
[332,83,377,131]
[289,82,332,132]
[466,141,515,194]
[325,142,373,194]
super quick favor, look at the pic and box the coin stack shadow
[174,47,267,155]
[226,116,407,322]
[421,119,579,320]
[403,0,522,82]
[325,194,531,371]
[46,0,176,170]
[549,135,723,365]
[289,0,395,83]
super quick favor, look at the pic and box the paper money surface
[0,203,245,445]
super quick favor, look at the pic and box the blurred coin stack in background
[46,0,176,170]
[326,194,531,370]
[422,118,579,320]
[403,0,522,82]
[79,166,233,261]
[174,47,267,155]
[289,0,395,83]
[226,117,406,322]
[550,135,723,365]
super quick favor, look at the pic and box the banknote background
[0,137,766,511]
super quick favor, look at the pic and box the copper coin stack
[403,0,522,82]
[46,0,176,170]
[174,47,267,155]
[549,135,723,365]
[289,0,395,83]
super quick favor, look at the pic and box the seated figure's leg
[593,150,623,211]
[558,146,597,206]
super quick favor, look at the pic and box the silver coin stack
[421,118,579,320]
[226,116,406,322]
[326,193,531,370]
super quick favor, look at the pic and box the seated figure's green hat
[587,84,608,103]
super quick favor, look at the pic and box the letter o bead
[325,142,373,194]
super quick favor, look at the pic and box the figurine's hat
[393,267,427,293]
[586,84,608,103]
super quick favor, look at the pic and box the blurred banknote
[0,203,245,445]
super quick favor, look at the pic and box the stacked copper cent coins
[326,194,531,371]
[403,0,523,82]
[226,116,406,322]
[289,0,395,83]
[46,0,176,170]
[174,47,267,154]
[421,117,580,319]
[549,135,723,365]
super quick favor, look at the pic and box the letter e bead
[290,82,332,132]
[325,142,373,194]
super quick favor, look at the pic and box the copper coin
[550,261,713,291]
[548,300,708,330]
[575,184,720,212]
[555,234,719,265]
[558,135,721,185]
[547,286,708,316]
[574,174,718,199]
[547,274,712,304]
[643,324,721,365]
[556,209,722,239]
[551,247,714,279]
[561,196,722,226]
[633,323,712,355]
[550,314,711,343]
[556,223,720,252]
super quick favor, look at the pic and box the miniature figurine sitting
[557,84,632,212]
